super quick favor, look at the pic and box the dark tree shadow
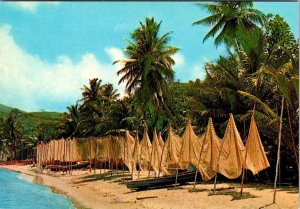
[208,189,259,201]
[74,171,131,184]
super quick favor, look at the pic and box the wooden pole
[175,121,188,187]
[148,128,156,178]
[123,134,126,177]
[158,136,166,178]
[241,104,256,196]
[193,124,208,188]
[95,139,98,175]
[273,96,284,203]
[58,139,62,174]
[71,139,73,175]
[89,138,92,173]
[131,161,134,180]
[175,145,183,187]
[286,102,299,170]
[213,120,227,193]
[110,136,113,177]
[136,130,141,179]
[69,139,71,175]
[93,138,96,175]
[63,139,66,174]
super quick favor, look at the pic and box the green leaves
[237,90,279,120]
[194,2,266,47]
[116,17,179,128]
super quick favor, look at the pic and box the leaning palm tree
[115,17,179,116]
[193,2,266,46]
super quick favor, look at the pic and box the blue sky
[0,2,298,112]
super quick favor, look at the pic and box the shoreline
[0,165,87,209]
[0,165,298,209]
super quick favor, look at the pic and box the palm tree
[1,109,23,160]
[115,17,179,115]
[193,2,266,46]
[58,103,84,138]
[101,83,120,102]
[81,78,103,112]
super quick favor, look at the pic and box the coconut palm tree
[193,2,266,46]
[115,17,179,116]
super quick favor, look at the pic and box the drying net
[121,130,136,172]
[244,115,270,175]
[179,120,201,169]
[150,129,163,174]
[139,127,152,171]
[196,118,220,181]
[36,114,269,178]
[160,127,182,175]
[217,114,245,179]
[132,132,141,169]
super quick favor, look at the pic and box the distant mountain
[0,103,63,137]
[0,103,15,113]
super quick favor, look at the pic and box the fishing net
[244,115,270,175]
[132,133,141,169]
[196,118,220,181]
[160,127,182,175]
[121,131,136,172]
[150,129,163,174]
[179,120,201,169]
[217,114,245,179]
[139,127,152,171]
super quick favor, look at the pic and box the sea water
[0,169,74,209]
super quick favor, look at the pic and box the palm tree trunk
[286,102,299,170]
[273,96,284,203]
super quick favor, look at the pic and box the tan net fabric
[132,133,141,169]
[179,120,201,169]
[150,129,163,174]
[160,127,182,175]
[158,132,164,149]
[139,127,152,171]
[217,114,245,179]
[196,118,220,181]
[64,139,70,162]
[111,136,123,164]
[37,143,41,164]
[122,131,136,172]
[244,115,270,175]
[72,138,88,161]
[96,136,111,161]
[57,139,64,161]
[49,140,55,161]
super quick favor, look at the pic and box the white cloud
[0,24,126,111]
[172,53,185,67]
[191,57,210,81]
[10,2,59,12]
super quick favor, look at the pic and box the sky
[0,2,298,112]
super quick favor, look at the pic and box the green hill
[0,103,14,114]
[0,103,63,138]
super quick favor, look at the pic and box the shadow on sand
[208,189,259,201]
[75,171,131,184]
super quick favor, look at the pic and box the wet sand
[1,165,298,209]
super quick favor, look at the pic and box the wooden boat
[49,162,89,171]
[127,171,199,190]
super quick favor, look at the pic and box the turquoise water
[0,169,75,209]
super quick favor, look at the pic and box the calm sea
[0,169,74,209]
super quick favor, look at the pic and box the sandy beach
[0,165,298,209]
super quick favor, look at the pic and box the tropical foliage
[0,4,298,184]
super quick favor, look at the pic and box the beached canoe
[127,171,199,190]
[49,162,89,171]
